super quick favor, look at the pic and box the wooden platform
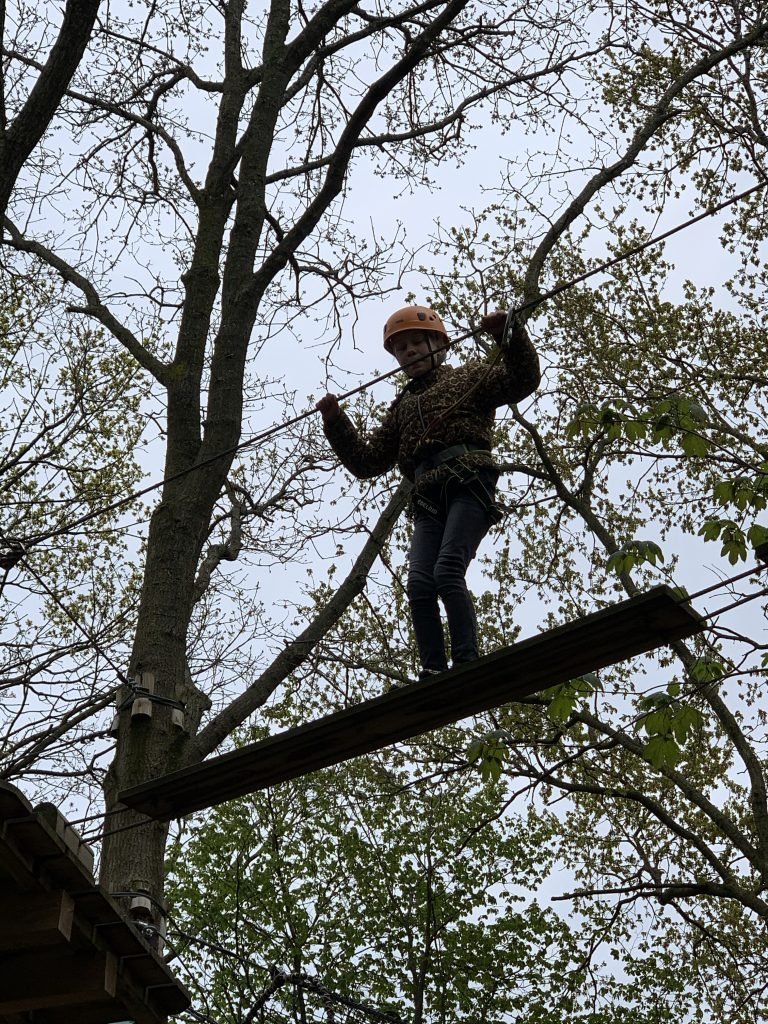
[119,586,704,821]
[0,783,189,1024]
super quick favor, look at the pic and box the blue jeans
[406,475,495,673]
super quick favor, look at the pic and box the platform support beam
[0,889,74,951]
[0,949,118,1014]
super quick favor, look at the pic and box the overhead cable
[11,178,766,556]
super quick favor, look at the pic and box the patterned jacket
[323,329,541,491]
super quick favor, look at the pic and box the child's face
[391,330,443,378]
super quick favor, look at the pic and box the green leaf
[713,480,733,506]
[467,733,509,781]
[686,400,707,423]
[642,710,668,736]
[548,694,575,725]
[644,541,665,564]
[623,419,647,441]
[680,432,709,457]
[698,519,725,542]
[748,523,768,549]
[573,672,599,694]
[722,538,747,564]
[643,735,682,770]
[546,674,597,725]
[689,658,724,684]
[606,550,626,573]
[671,706,703,743]
[608,540,665,574]
[466,739,484,764]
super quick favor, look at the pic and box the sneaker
[418,667,447,681]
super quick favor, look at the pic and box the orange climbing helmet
[382,305,449,353]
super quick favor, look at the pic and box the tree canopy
[1,0,768,1020]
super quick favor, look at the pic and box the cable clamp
[111,671,188,730]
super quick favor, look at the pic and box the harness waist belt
[414,444,490,479]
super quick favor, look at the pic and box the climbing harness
[412,452,502,525]
[413,443,490,479]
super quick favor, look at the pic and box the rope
[79,808,157,843]
[683,562,768,603]
[516,180,767,315]
[20,337,467,553]
[704,583,768,620]
[67,806,125,827]
[7,177,765,559]
[165,923,256,970]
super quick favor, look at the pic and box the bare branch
[0,0,100,221]
[192,479,409,758]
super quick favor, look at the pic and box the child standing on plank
[316,305,541,679]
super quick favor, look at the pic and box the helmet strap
[427,332,447,369]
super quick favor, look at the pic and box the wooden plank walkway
[119,586,704,821]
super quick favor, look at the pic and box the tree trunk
[100,486,217,921]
